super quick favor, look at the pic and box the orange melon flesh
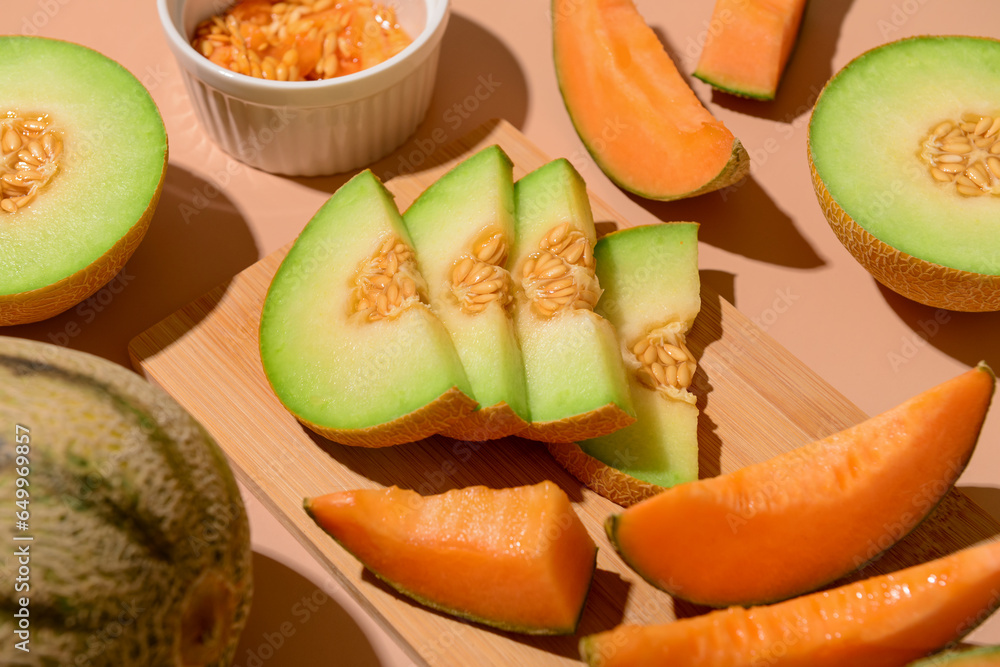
[580,538,1000,666]
[552,0,749,200]
[608,363,995,607]
[694,0,808,100]
[304,481,597,635]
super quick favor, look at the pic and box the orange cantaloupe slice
[304,481,597,635]
[607,363,995,607]
[694,0,808,100]
[552,0,748,201]
[580,538,1000,666]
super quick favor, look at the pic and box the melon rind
[807,35,1000,311]
[546,441,666,507]
[0,36,167,325]
[0,336,251,666]
[907,646,1000,667]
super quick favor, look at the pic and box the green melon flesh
[0,336,251,667]
[512,159,634,440]
[403,145,529,438]
[0,36,167,296]
[259,170,474,444]
[809,36,1000,276]
[909,646,1000,666]
[579,223,701,488]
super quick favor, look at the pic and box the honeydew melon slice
[548,223,701,506]
[0,36,167,325]
[259,170,476,447]
[808,35,1000,311]
[403,145,529,440]
[511,159,635,442]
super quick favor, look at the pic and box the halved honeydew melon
[260,170,476,447]
[0,36,167,326]
[512,159,635,442]
[808,35,1000,311]
[550,223,701,505]
[403,145,529,441]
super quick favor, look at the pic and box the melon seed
[0,111,61,215]
[921,113,1000,196]
[449,228,514,315]
[352,234,425,321]
[191,0,412,81]
[632,327,697,393]
[521,223,601,318]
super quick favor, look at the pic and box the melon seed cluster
[191,0,412,81]
[451,230,513,314]
[521,222,601,318]
[353,235,424,320]
[632,327,697,395]
[0,112,61,214]
[921,113,1000,197]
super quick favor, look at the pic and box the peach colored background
[4,0,1000,663]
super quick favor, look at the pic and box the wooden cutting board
[129,120,1000,666]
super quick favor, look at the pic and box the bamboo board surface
[129,120,1000,666]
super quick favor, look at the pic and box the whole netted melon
[0,336,252,666]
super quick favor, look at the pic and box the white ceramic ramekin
[158,0,449,176]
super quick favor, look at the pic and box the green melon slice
[403,145,529,440]
[511,159,635,442]
[0,36,167,325]
[0,336,251,666]
[259,170,476,447]
[808,36,1000,311]
[549,223,701,505]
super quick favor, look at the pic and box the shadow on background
[631,177,825,269]
[691,270,735,480]
[877,283,1000,370]
[309,428,588,504]
[235,552,383,667]
[711,0,858,122]
[6,164,259,369]
[290,12,529,195]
